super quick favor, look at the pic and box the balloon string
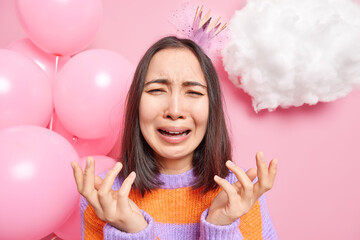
[49,56,59,131]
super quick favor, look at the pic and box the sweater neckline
[157,168,196,189]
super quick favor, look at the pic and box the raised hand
[206,152,278,225]
[71,157,148,233]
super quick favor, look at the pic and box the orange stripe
[84,205,106,240]
[83,188,264,239]
[129,187,221,224]
[239,200,263,240]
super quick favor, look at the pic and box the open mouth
[158,129,191,137]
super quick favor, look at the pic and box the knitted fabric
[80,168,278,240]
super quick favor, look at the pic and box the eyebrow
[144,79,207,89]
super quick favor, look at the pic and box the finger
[245,168,257,182]
[256,152,271,188]
[98,162,122,194]
[268,158,278,185]
[214,175,239,206]
[226,161,253,199]
[78,157,102,210]
[71,161,83,193]
[253,153,277,199]
[83,157,96,195]
[118,172,136,204]
[256,152,269,180]
[95,176,118,201]
[94,176,103,191]
[97,163,123,212]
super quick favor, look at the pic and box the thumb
[94,176,103,190]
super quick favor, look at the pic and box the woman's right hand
[71,157,148,233]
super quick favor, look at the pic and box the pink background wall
[1,0,360,239]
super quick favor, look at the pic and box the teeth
[159,129,189,137]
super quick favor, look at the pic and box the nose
[164,93,185,120]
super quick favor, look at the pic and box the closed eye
[187,91,204,96]
[147,89,165,93]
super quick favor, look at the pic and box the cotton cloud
[222,0,360,112]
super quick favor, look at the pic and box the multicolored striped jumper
[80,168,278,240]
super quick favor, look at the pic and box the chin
[155,149,193,162]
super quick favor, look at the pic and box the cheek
[189,100,209,128]
[139,95,162,128]
[139,103,153,144]
[139,97,152,127]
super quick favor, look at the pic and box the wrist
[111,216,148,233]
[124,217,148,233]
[206,211,237,226]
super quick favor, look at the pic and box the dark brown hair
[119,36,231,195]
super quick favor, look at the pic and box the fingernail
[129,171,136,178]
[273,158,278,167]
[227,160,235,167]
[86,157,91,166]
[71,162,75,169]
[259,152,264,160]
[214,175,221,181]
[114,162,121,170]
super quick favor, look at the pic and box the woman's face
[139,48,209,169]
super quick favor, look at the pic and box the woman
[71,36,278,239]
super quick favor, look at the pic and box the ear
[94,176,103,190]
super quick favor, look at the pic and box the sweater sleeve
[199,195,278,240]
[103,210,157,240]
[257,194,279,240]
[199,208,243,240]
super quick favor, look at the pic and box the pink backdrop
[1,0,360,239]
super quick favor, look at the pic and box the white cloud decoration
[222,0,360,112]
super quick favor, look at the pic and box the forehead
[145,48,206,85]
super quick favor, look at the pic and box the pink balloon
[15,0,102,56]
[53,200,80,240]
[7,38,70,87]
[54,49,134,139]
[51,113,120,157]
[0,126,79,240]
[54,155,117,240]
[0,49,53,129]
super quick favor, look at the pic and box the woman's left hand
[206,152,278,225]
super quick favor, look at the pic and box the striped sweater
[80,168,278,240]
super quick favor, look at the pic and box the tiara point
[192,6,227,36]
[171,4,228,57]
[215,23,227,36]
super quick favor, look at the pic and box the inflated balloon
[54,49,134,139]
[53,201,80,240]
[0,49,52,129]
[7,38,70,86]
[51,113,120,157]
[54,155,117,240]
[15,0,102,56]
[0,126,79,240]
